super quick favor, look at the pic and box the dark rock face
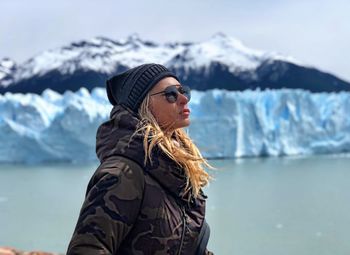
[172,62,255,91]
[172,60,350,92]
[254,60,350,92]
[0,64,129,94]
[1,60,349,94]
[1,70,108,94]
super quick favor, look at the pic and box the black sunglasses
[150,85,191,103]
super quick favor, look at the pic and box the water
[0,154,349,254]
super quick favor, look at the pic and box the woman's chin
[161,118,190,132]
[176,119,190,129]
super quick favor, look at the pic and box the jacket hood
[96,104,144,165]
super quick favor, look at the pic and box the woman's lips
[181,109,190,116]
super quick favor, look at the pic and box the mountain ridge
[1,33,349,94]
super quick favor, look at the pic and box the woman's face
[149,77,190,131]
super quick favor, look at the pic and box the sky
[1,0,349,81]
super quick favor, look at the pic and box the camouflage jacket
[67,105,213,255]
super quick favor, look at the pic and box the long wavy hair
[134,93,212,198]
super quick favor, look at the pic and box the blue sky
[1,0,349,81]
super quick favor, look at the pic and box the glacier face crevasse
[0,88,349,163]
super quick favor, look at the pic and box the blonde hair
[133,93,212,198]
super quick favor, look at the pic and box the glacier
[0,88,349,164]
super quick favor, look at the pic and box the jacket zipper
[177,205,187,255]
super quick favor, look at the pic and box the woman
[67,63,213,255]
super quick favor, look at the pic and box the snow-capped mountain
[12,34,187,80]
[169,32,298,73]
[1,33,349,94]
[0,58,16,88]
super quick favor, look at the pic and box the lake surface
[0,154,349,254]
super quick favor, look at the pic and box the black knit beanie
[106,63,179,113]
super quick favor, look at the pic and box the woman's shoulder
[98,155,144,176]
[86,156,145,194]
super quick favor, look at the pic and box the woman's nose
[178,93,189,104]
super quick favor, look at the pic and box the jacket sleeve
[67,157,145,255]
